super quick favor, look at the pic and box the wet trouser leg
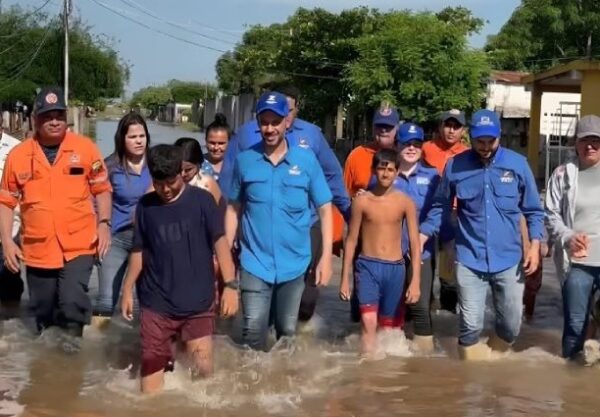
[408,256,435,336]
[95,228,133,316]
[298,222,322,322]
[27,255,94,336]
[0,242,24,309]
[562,264,600,359]
[457,263,523,347]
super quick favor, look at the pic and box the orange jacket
[422,138,469,175]
[343,143,377,197]
[0,132,112,268]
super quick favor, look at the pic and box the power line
[0,20,54,92]
[0,0,55,39]
[116,0,236,46]
[88,0,228,53]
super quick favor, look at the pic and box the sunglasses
[401,141,423,149]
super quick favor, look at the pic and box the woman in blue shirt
[93,112,152,325]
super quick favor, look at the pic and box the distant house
[486,70,580,159]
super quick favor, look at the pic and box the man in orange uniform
[0,87,112,337]
[421,109,469,313]
[343,105,400,321]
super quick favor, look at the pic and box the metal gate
[544,101,579,186]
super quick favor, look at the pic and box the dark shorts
[355,255,406,327]
[140,308,215,377]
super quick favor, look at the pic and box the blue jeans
[562,264,600,359]
[95,228,133,315]
[456,263,524,346]
[240,270,305,351]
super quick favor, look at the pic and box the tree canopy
[129,80,218,109]
[0,5,128,106]
[485,0,600,71]
[215,7,489,124]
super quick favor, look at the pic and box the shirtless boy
[340,148,421,356]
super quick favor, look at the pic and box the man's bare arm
[225,202,241,248]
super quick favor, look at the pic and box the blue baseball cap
[397,122,424,145]
[470,109,501,139]
[255,91,289,117]
[373,105,400,127]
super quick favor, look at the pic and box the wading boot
[412,335,435,355]
[458,342,492,361]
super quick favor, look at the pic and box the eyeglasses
[401,141,423,149]
[578,137,600,147]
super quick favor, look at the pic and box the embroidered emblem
[45,93,58,104]
[288,165,301,176]
[500,170,514,183]
[298,138,310,149]
[91,160,103,173]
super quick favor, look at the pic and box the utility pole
[63,0,72,105]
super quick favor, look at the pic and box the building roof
[522,59,600,93]
[490,70,530,85]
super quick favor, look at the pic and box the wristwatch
[223,280,239,290]
[98,219,112,227]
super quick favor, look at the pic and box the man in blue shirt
[225,92,333,351]
[420,110,544,360]
[221,84,349,323]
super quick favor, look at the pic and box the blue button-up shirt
[420,147,544,273]
[229,142,333,283]
[106,154,152,234]
[368,162,440,259]
[221,118,350,221]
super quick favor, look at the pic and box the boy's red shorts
[140,308,214,377]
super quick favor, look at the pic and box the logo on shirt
[70,153,80,164]
[266,95,278,104]
[500,170,514,183]
[298,138,310,149]
[416,176,430,185]
[288,165,302,176]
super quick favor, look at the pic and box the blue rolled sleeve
[420,163,454,238]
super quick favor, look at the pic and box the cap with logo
[397,122,424,144]
[373,105,400,127]
[440,109,466,126]
[576,115,600,140]
[35,87,67,115]
[255,91,289,118]
[470,109,501,139]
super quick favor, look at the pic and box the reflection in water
[2,230,600,415]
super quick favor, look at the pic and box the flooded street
[2,256,600,417]
[0,121,598,416]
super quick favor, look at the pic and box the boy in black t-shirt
[121,144,238,394]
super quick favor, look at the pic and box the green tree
[486,0,600,71]
[129,86,172,109]
[167,79,217,103]
[0,5,128,105]
[345,11,490,122]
